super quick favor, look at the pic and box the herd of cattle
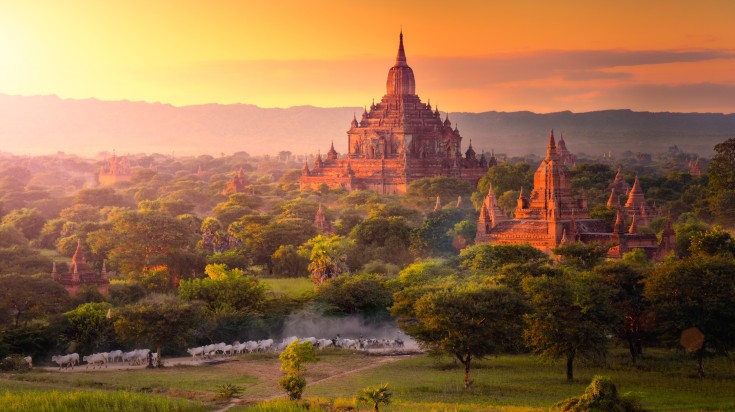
[46,336,406,370]
[186,336,406,359]
[50,349,159,370]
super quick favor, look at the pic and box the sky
[1,0,734,113]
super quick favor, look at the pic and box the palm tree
[357,383,392,412]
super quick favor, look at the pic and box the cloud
[139,49,735,112]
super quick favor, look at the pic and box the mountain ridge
[2,93,733,157]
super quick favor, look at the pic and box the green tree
[178,264,267,315]
[278,340,317,400]
[523,272,616,381]
[0,275,69,327]
[300,235,352,285]
[74,187,127,207]
[1,208,46,240]
[689,226,735,257]
[460,243,550,274]
[0,225,28,248]
[410,208,467,256]
[473,162,533,209]
[314,274,392,315]
[645,256,735,377]
[114,294,205,365]
[357,383,392,412]
[62,302,115,354]
[271,245,309,278]
[105,210,197,275]
[553,242,609,271]
[707,138,735,225]
[595,261,649,363]
[393,282,527,388]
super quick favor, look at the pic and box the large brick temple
[475,131,676,261]
[299,33,489,194]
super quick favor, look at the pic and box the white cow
[257,339,274,352]
[108,350,123,363]
[23,356,32,368]
[187,346,205,360]
[83,353,108,369]
[51,354,75,370]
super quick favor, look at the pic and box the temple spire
[396,31,407,66]
[546,129,557,160]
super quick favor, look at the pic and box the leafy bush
[555,375,645,412]
[216,383,243,400]
[0,354,31,372]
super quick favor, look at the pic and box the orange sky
[1,0,734,112]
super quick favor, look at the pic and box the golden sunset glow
[1,0,734,112]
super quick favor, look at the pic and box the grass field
[262,278,314,298]
[2,349,734,411]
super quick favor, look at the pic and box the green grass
[4,349,735,411]
[303,349,735,411]
[263,278,314,298]
[11,363,256,394]
[0,389,208,412]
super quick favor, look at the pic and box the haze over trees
[0,136,733,391]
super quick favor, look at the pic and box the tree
[114,294,205,365]
[178,264,267,315]
[410,208,467,256]
[300,235,352,286]
[105,210,197,275]
[0,275,69,327]
[357,383,392,412]
[553,242,609,271]
[460,243,550,274]
[271,245,309,278]
[74,187,127,207]
[0,225,28,248]
[707,138,735,225]
[393,283,527,388]
[314,274,392,316]
[1,208,46,240]
[62,302,115,354]
[689,226,735,257]
[278,340,317,400]
[645,256,735,377]
[523,272,616,381]
[595,261,649,363]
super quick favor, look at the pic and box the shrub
[555,375,646,412]
[216,383,243,400]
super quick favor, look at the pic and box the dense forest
[1,138,734,380]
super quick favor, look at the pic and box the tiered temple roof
[299,32,488,194]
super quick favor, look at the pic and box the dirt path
[216,354,414,412]
[39,356,211,372]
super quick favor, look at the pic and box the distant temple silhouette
[98,151,131,185]
[52,240,109,297]
[221,167,250,195]
[475,131,675,261]
[300,32,488,194]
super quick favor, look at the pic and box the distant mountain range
[1,93,733,158]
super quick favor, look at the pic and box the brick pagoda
[475,131,675,261]
[52,240,109,297]
[300,32,489,194]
